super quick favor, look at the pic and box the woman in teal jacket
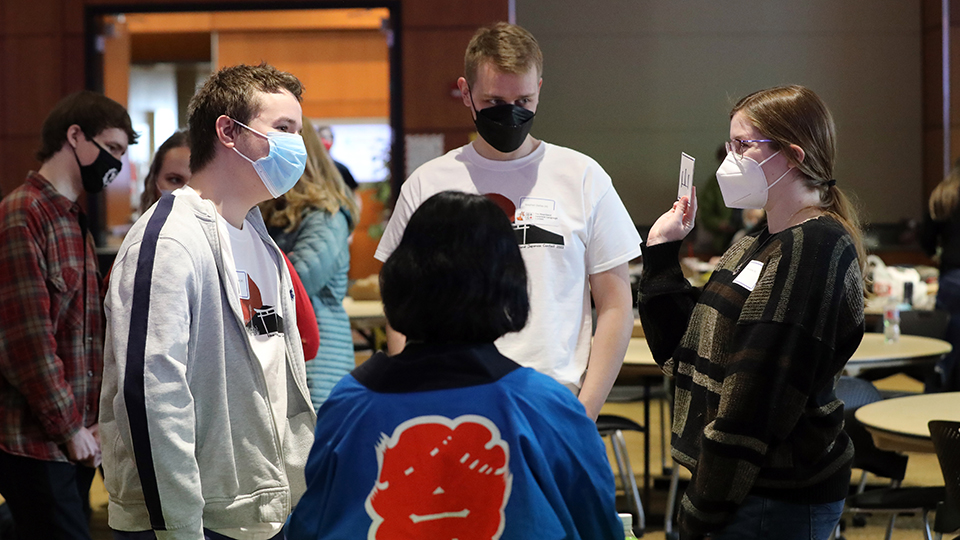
[260,117,360,409]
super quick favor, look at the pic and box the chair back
[930,421,960,510]
[899,309,950,339]
[930,420,960,534]
[835,376,908,480]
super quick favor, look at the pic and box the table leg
[643,378,651,504]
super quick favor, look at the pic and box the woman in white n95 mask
[637,85,866,540]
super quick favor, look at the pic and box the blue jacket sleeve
[286,209,351,296]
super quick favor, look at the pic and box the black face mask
[469,92,536,154]
[74,138,122,194]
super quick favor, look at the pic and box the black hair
[380,191,529,343]
[36,90,138,162]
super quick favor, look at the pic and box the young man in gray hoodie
[100,64,316,540]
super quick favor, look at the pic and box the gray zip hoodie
[100,187,317,540]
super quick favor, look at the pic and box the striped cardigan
[638,215,864,539]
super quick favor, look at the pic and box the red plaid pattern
[0,173,102,462]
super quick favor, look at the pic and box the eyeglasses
[726,139,774,158]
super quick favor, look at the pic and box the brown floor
[81,373,943,539]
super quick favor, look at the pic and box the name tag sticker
[236,270,250,300]
[733,260,764,292]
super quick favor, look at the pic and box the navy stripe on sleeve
[123,195,175,530]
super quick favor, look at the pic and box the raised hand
[647,187,697,247]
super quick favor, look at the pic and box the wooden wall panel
[217,29,390,119]
[63,0,85,35]
[0,135,40,195]
[62,35,86,95]
[131,33,211,63]
[3,0,60,35]
[0,35,5,138]
[124,9,385,33]
[402,0,507,29]
[402,29,475,131]
[3,36,62,137]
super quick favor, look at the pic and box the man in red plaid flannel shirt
[0,91,137,540]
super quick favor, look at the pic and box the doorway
[86,4,400,280]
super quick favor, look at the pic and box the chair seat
[846,485,945,511]
[596,414,645,434]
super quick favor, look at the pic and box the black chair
[597,414,645,537]
[930,420,960,540]
[832,376,944,540]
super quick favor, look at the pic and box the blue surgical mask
[231,119,307,198]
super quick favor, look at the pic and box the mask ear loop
[465,83,482,117]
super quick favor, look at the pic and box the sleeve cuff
[641,240,683,275]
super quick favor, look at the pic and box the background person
[0,90,137,540]
[260,116,359,409]
[919,159,960,391]
[287,191,624,540]
[638,85,865,540]
[316,125,358,192]
[138,130,190,215]
[375,22,641,421]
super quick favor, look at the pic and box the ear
[65,124,85,149]
[215,115,241,147]
[788,144,805,166]
[457,77,473,110]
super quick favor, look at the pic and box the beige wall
[519,1,925,226]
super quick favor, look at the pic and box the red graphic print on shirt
[366,415,512,540]
[238,271,283,337]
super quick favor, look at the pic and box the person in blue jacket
[260,116,360,409]
[286,191,624,540]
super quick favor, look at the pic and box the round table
[854,391,960,453]
[622,337,664,376]
[342,298,386,350]
[843,333,951,377]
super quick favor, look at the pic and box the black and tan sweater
[638,215,864,539]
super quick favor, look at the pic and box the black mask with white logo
[74,138,122,194]
[469,91,536,154]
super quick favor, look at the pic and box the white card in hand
[678,152,695,201]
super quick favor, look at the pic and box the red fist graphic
[366,415,512,540]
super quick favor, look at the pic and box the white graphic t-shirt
[375,141,643,387]
[217,215,287,540]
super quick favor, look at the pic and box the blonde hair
[259,117,359,233]
[732,85,866,271]
[464,22,543,87]
[929,160,960,221]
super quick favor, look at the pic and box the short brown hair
[464,22,543,87]
[37,90,138,163]
[187,63,303,173]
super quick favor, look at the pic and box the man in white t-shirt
[101,64,317,540]
[376,23,642,420]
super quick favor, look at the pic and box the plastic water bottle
[620,513,639,540]
[883,295,900,343]
[902,282,914,310]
